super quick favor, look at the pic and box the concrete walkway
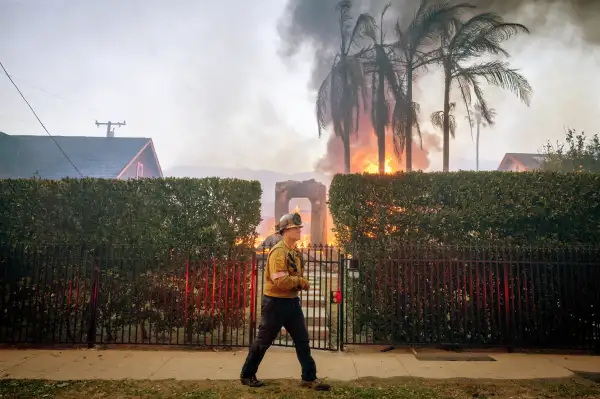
[1,347,599,381]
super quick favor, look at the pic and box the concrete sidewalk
[1,347,599,381]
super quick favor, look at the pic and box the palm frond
[349,56,369,112]
[347,13,376,54]
[457,76,474,139]
[329,67,344,138]
[431,102,457,138]
[475,104,496,128]
[412,101,423,148]
[431,110,444,131]
[453,14,530,61]
[460,71,494,125]
[380,3,392,43]
[409,1,475,53]
[336,0,374,55]
[451,12,504,49]
[456,60,532,106]
[337,0,354,54]
[391,92,411,157]
[448,105,457,138]
[393,20,409,58]
[316,72,332,137]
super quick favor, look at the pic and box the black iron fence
[0,242,341,350]
[341,244,600,350]
[2,242,599,351]
[0,243,260,348]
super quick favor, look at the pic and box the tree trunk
[341,62,351,174]
[377,131,385,174]
[405,69,413,172]
[343,134,351,174]
[377,73,386,174]
[476,122,481,171]
[442,64,451,172]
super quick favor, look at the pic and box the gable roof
[0,133,153,179]
[497,153,548,171]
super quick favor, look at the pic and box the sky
[1,0,599,174]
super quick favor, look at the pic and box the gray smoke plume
[278,0,600,89]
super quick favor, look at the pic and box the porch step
[304,298,326,307]
[304,289,323,296]
[302,307,328,324]
[301,294,326,307]
[307,290,321,296]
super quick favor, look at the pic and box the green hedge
[329,171,600,247]
[0,177,262,248]
[0,177,261,346]
[329,172,600,347]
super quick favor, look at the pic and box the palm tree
[432,101,457,142]
[316,0,375,173]
[392,0,474,171]
[436,12,532,172]
[363,4,405,174]
[472,103,496,171]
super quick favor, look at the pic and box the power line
[0,60,83,177]
[5,73,102,119]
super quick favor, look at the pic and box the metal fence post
[249,251,257,345]
[87,259,99,348]
[339,252,345,352]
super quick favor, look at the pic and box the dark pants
[241,295,317,381]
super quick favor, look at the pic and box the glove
[299,278,310,291]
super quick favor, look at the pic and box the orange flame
[254,235,265,247]
[364,156,393,174]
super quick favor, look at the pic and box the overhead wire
[0,60,83,177]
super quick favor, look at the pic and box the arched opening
[288,197,312,247]
[275,180,327,245]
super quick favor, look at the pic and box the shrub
[0,177,262,345]
[330,172,600,347]
[329,171,600,248]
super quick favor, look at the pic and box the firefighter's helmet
[276,212,303,234]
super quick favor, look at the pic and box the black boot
[240,375,264,387]
[301,378,331,391]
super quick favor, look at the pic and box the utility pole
[95,120,126,138]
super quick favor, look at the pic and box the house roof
[497,153,548,171]
[0,133,153,179]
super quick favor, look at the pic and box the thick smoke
[278,0,393,89]
[278,0,600,89]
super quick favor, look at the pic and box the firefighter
[240,212,331,391]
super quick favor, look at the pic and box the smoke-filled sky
[1,0,599,174]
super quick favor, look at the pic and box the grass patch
[1,377,599,398]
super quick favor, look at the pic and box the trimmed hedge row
[0,177,262,248]
[329,172,600,348]
[329,171,600,247]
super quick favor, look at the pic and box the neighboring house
[497,153,548,172]
[0,132,163,179]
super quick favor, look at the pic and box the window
[136,162,144,178]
